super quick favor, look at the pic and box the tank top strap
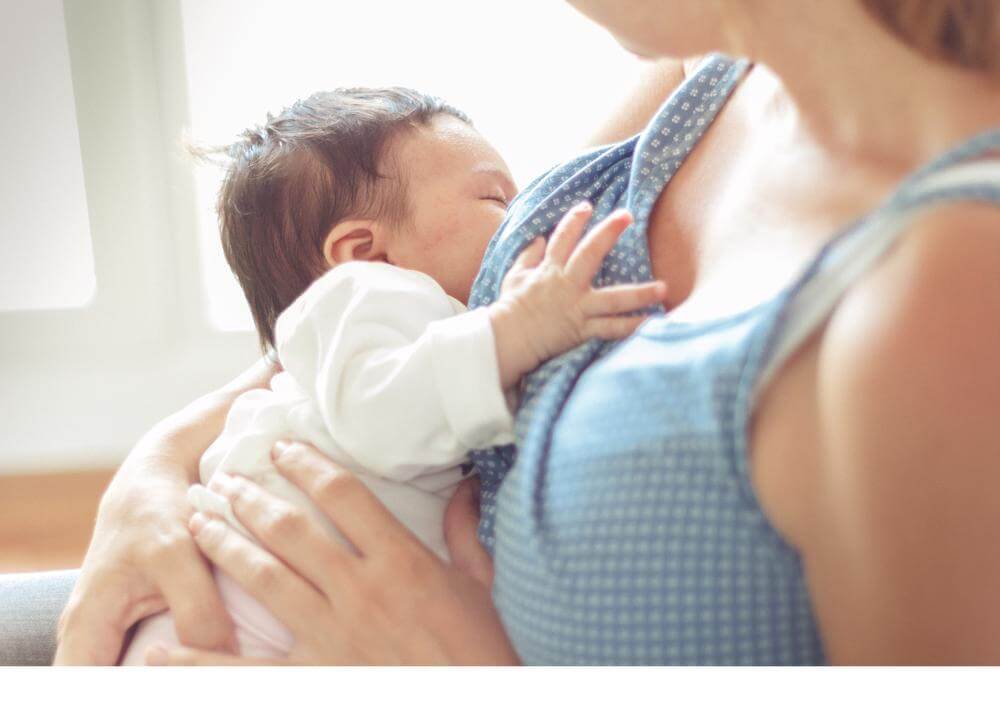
[750,139,1000,405]
[891,128,1000,196]
[627,54,752,221]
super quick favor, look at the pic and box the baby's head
[209,87,517,354]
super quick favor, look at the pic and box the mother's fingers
[206,472,355,598]
[187,513,328,639]
[55,572,153,665]
[270,441,415,557]
[443,480,494,589]
[148,529,239,654]
[217,354,280,396]
[146,643,281,666]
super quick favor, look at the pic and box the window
[180,0,641,330]
[1,0,643,474]
[0,0,94,312]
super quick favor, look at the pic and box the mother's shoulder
[810,198,1000,511]
[827,200,1000,351]
[820,200,1000,399]
[800,201,1000,662]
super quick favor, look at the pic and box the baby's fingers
[545,201,593,267]
[565,209,634,284]
[511,237,546,272]
[583,315,650,341]
[582,281,666,317]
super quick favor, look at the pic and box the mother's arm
[809,204,1000,663]
[148,442,517,665]
[56,56,696,666]
[54,357,278,665]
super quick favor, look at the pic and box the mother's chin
[563,0,734,61]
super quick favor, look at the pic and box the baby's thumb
[511,237,546,271]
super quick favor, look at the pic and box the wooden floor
[0,469,114,573]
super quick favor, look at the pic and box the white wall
[0,0,94,312]
[181,0,641,331]
[0,0,642,475]
[0,0,259,474]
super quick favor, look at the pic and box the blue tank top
[467,54,1000,665]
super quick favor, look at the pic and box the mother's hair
[861,0,1000,76]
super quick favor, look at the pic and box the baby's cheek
[409,209,457,251]
[433,212,467,248]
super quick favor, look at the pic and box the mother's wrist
[161,391,239,462]
[137,360,277,477]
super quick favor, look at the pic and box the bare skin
[625,2,1000,662]
[58,0,1000,665]
[154,0,1000,664]
[148,443,520,665]
[54,358,279,664]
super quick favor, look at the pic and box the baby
[120,87,664,664]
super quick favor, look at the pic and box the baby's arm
[275,262,515,480]
[488,202,666,388]
[272,204,660,481]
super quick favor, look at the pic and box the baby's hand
[489,202,666,389]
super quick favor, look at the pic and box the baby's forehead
[393,115,510,182]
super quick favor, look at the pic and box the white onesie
[120,261,515,663]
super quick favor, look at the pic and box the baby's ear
[321,220,386,267]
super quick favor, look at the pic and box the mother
[36,0,1000,664]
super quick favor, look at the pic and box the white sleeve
[274,262,514,480]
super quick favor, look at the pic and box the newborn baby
[120,87,664,664]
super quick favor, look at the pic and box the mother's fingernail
[207,471,231,494]
[145,644,168,666]
[189,512,208,536]
[271,440,291,460]
[575,200,592,212]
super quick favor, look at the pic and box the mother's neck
[736,1,1000,173]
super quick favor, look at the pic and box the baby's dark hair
[194,87,471,356]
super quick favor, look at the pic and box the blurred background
[0,0,640,571]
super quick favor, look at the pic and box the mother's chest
[643,124,878,329]
[524,305,827,562]
[533,323,766,528]
[647,183,839,322]
[641,177,832,551]
[746,325,827,553]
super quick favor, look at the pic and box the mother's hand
[148,441,519,665]
[54,358,278,665]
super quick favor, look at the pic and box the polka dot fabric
[467,54,1000,664]
[469,56,752,550]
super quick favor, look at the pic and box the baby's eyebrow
[472,166,518,196]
